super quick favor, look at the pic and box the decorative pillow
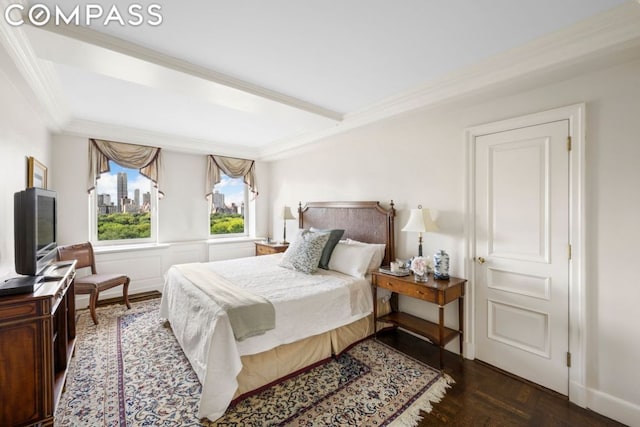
[279,229,331,274]
[328,241,380,278]
[310,227,345,269]
[344,239,386,272]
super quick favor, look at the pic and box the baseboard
[74,282,163,309]
[95,290,161,307]
[464,341,475,360]
[587,387,640,426]
[569,380,587,408]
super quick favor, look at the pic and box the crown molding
[6,1,640,161]
[348,1,640,124]
[0,0,70,129]
[261,1,640,160]
[61,118,260,158]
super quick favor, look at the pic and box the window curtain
[206,155,258,198]
[88,138,164,197]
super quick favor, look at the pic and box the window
[210,174,248,236]
[91,161,157,243]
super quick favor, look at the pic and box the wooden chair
[56,242,131,325]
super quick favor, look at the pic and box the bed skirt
[232,298,390,400]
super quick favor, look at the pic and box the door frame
[464,103,586,407]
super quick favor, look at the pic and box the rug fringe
[389,374,455,427]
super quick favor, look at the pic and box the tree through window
[210,174,247,235]
[95,161,154,241]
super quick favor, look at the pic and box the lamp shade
[422,208,439,232]
[401,208,439,233]
[402,209,426,232]
[282,206,296,220]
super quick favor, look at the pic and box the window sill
[206,236,263,245]
[93,243,170,254]
[90,238,264,254]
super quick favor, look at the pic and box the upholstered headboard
[298,201,395,266]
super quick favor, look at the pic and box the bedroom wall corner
[51,134,90,246]
[0,54,52,280]
[252,160,270,239]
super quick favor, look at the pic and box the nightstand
[255,241,289,256]
[371,271,466,369]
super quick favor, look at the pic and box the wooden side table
[372,271,466,369]
[255,241,289,256]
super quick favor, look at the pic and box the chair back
[57,242,97,274]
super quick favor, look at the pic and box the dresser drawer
[0,300,39,322]
[375,276,438,302]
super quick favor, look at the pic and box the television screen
[37,194,55,251]
[14,188,57,276]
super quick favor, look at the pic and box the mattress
[159,253,373,421]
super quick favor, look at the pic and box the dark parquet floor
[96,293,625,426]
[377,329,626,427]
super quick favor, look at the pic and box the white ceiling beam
[28,23,342,123]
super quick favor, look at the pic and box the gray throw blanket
[174,263,275,341]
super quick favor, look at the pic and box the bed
[159,201,396,421]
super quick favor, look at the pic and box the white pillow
[328,241,382,278]
[344,239,386,272]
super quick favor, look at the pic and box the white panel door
[475,120,569,395]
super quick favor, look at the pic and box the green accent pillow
[310,228,345,269]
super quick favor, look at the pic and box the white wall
[51,134,270,245]
[158,150,209,242]
[268,58,640,424]
[49,134,270,300]
[0,60,51,280]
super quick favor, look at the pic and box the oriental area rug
[56,298,452,427]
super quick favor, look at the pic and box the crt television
[14,187,57,276]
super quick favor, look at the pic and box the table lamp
[281,206,296,244]
[401,205,439,256]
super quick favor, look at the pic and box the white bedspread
[159,253,372,421]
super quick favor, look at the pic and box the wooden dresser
[0,261,76,427]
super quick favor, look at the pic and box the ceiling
[4,0,640,159]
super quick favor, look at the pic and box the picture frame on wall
[27,156,47,189]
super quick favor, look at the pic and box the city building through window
[210,174,247,235]
[94,161,155,242]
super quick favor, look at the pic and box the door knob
[477,257,486,264]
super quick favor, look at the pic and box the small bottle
[433,250,450,280]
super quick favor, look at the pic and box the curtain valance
[206,155,258,199]
[88,139,163,197]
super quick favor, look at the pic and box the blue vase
[433,250,450,280]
